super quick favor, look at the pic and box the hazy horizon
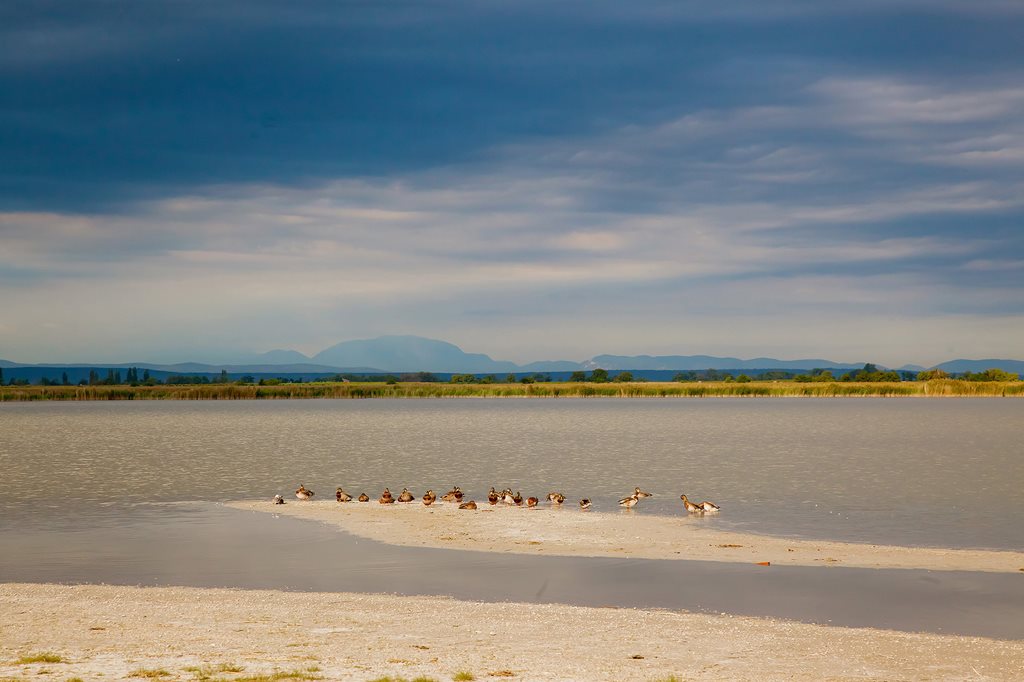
[3,2,1022,367]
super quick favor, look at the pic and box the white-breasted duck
[273,494,285,505]
[336,488,352,502]
[579,498,592,510]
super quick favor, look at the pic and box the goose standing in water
[680,494,720,513]
[336,488,352,502]
[295,484,314,501]
[618,493,640,508]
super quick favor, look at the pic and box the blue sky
[2,0,1022,365]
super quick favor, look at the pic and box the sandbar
[2,583,1023,681]
[227,499,1024,573]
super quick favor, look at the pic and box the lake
[2,398,1022,638]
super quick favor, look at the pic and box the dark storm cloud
[3,0,1023,210]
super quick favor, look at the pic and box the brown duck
[422,490,436,506]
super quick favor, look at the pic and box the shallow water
[1,398,1021,548]
[1,503,1022,639]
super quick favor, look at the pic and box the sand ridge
[226,499,1024,573]
[2,583,1023,682]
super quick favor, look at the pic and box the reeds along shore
[1,379,1022,401]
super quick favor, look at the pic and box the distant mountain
[934,359,1024,374]
[585,354,866,371]
[898,364,927,372]
[249,349,311,364]
[313,335,523,373]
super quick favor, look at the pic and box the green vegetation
[14,652,64,664]
[1,377,1022,401]
[128,669,172,679]
[453,673,475,681]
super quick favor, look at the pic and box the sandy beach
[3,583,1023,682]
[226,499,1024,573]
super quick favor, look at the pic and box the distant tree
[813,370,834,382]
[237,375,255,384]
[569,370,586,382]
[505,373,516,383]
[964,368,1018,382]
[916,368,948,381]
[142,369,151,382]
[450,374,477,383]
[520,376,535,384]
[736,374,752,383]
[62,371,70,386]
[613,371,633,382]
[480,374,496,384]
[0,367,4,384]
[88,370,100,386]
[590,368,609,383]
[673,371,696,382]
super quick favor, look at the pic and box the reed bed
[1,379,1020,401]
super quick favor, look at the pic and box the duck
[633,487,653,499]
[422,490,436,506]
[379,488,395,504]
[273,494,285,505]
[336,488,352,502]
[579,498,592,510]
[453,486,464,502]
[547,492,566,505]
[358,492,370,502]
[618,493,640,508]
[441,487,460,503]
[526,496,539,508]
[398,488,415,503]
[502,488,516,505]
[487,488,500,505]
[458,500,478,510]
[680,494,719,513]
[512,491,523,506]
[295,484,314,501]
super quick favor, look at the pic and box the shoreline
[3,583,1022,681]
[3,378,1022,401]
[226,500,1024,573]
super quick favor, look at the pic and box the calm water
[1,398,1021,548]
[2,398,1023,638]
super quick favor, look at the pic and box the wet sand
[3,583,1022,682]
[227,499,1024,573]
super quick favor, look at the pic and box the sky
[2,0,1023,366]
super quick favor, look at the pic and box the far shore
[227,499,1024,573]
[2,378,1023,401]
[3,583,1023,681]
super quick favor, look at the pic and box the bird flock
[276,484,720,514]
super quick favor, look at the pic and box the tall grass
[0,379,1020,402]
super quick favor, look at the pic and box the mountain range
[2,335,1023,376]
